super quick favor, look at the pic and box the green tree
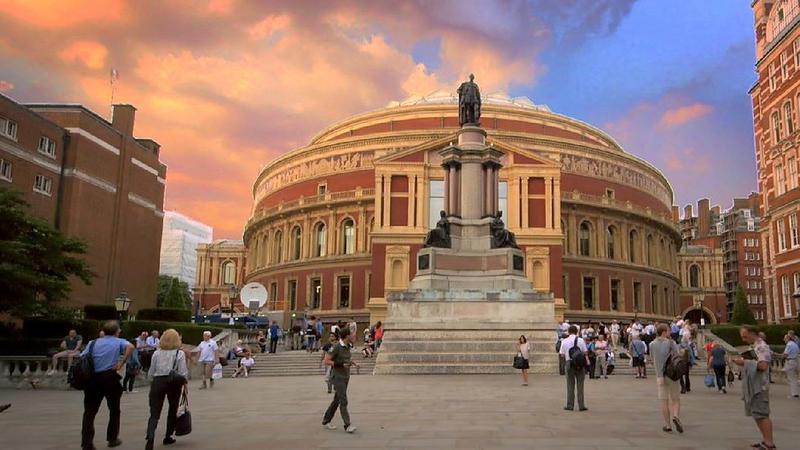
[0,187,94,316]
[730,284,757,325]
[157,275,191,309]
[163,277,190,309]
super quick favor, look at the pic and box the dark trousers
[323,374,351,426]
[146,377,182,441]
[81,370,123,449]
[680,369,691,392]
[712,365,726,390]
[123,372,136,392]
[565,365,585,410]
[269,337,278,353]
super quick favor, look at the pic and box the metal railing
[247,187,376,227]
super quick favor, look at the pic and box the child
[123,346,140,393]
[232,351,255,378]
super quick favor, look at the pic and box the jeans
[565,365,585,409]
[323,373,350,426]
[680,369,691,392]
[123,372,136,392]
[269,337,278,353]
[712,364,726,390]
[307,336,316,352]
[146,377,182,441]
[81,370,122,449]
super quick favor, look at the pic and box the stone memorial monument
[374,76,558,375]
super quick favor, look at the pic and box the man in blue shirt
[80,321,134,450]
[269,321,280,353]
[784,333,800,398]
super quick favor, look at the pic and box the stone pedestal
[373,120,558,375]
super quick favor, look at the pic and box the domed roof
[386,90,550,112]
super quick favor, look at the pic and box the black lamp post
[114,290,132,321]
[228,283,239,318]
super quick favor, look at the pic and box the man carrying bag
[558,325,588,411]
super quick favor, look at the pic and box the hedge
[83,304,118,320]
[710,324,800,347]
[121,321,225,345]
[136,308,191,323]
[0,338,63,355]
[22,318,102,340]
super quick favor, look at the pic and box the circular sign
[240,282,268,310]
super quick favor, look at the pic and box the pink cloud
[59,40,108,70]
[0,80,14,92]
[657,102,713,128]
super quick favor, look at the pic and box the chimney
[672,206,680,223]
[111,104,137,136]
[711,205,721,216]
[684,204,693,221]
[698,198,711,237]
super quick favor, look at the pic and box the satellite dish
[240,282,267,309]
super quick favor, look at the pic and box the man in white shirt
[610,320,621,349]
[197,331,219,389]
[145,330,160,350]
[558,320,570,338]
[559,325,588,411]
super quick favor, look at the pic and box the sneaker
[345,425,357,433]
[107,438,122,447]
[323,423,337,430]
[46,370,55,376]
[163,436,176,445]
[722,388,727,394]
[672,417,683,434]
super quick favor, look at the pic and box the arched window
[772,110,783,144]
[689,264,700,288]
[785,101,795,134]
[290,226,302,260]
[273,230,283,263]
[646,234,655,265]
[222,261,235,285]
[579,221,592,257]
[314,222,327,257]
[629,229,638,263]
[606,225,617,259]
[341,219,355,255]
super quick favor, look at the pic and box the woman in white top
[517,335,532,386]
[146,329,189,450]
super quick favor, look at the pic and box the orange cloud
[59,40,108,70]
[247,14,291,40]
[0,80,14,92]
[657,102,713,128]
[3,0,126,28]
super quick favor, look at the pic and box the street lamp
[697,291,705,328]
[227,284,239,325]
[114,290,132,320]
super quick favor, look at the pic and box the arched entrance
[682,307,715,325]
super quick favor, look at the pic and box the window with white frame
[782,275,792,317]
[37,136,56,158]
[33,174,52,196]
[790,156,799,189]
[787,102,796,135]
[776,162,786,195]
[0,117,18,140]
[0,158,11,182]
[791,214,799,247]
[795,38,800,67]
[769,63,777,91]
[778,218,787,251]
[781,51,789,80]
[772,111,783,144]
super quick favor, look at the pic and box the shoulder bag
[167,349,187,387]
[175,385,192,436]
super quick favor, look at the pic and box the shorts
[746,391,770,420]
[656,377,680,402]
[632,356,645,367]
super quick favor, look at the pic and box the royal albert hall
[242,91,681,326]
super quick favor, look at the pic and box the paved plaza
[1,373,798,449]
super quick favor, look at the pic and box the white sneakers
[323,423,337,430]
[323,423,357,433]
[345,425,357,433]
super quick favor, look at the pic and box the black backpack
[68,340,95,390]
[568,336,586,369]
[663,349,688,381]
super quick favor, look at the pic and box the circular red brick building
[243,91,680,326]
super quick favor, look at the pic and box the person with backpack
[79,321,134,450]
[630,335,648,379]
[649,323,683,433]
[558,325,588,411]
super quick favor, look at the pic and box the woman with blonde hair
[145,329,188,450]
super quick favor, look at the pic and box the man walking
[610,320,621,350]
[782,333,799,399]
[559,325,588,411]
[649,323,682,433]
[734,325,775,449]
[198,331,219,389]
[631,335,648,379]
[268,321,280,353]
[322,327,360,432]
[80,321,134,450]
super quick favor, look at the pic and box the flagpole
[109,68,117,119]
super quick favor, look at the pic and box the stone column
[443,165,450,215]
[492,166,499,215]
[448,165,458,216]
[553,177,562,230]
[545,176,553,229]
[460,160,483,219]
[454,166,461,217]
[483,164,492,216]
[521,176,529,228]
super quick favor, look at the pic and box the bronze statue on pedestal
[424,210,451,248]
[457,73,481,126]
[490,211,519,249]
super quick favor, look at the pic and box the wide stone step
[378,352,555,364]
[381,341,554,353]
[373,362,555,375]
[384,331,557,341]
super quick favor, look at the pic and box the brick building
[0,93,166,311]
[751,0,800,323]
[193,240,247,314]
[223,92,684,328]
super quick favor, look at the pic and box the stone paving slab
[0,373,798,449]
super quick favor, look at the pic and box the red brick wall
[562,173,670,215]
[257,169,374,210]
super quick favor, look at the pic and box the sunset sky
[0,1,757,239]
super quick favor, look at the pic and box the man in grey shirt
[649,323,682,434]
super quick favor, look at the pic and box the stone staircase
[222,350,376,377]
[374,322,559,375]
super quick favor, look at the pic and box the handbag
[727,368,735,383]
[704,372,715,388]
[211,363,223,380]
[167,350,187,387]
[68,340,96,390]
[512,353,525,369]
[175,385,192,436]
